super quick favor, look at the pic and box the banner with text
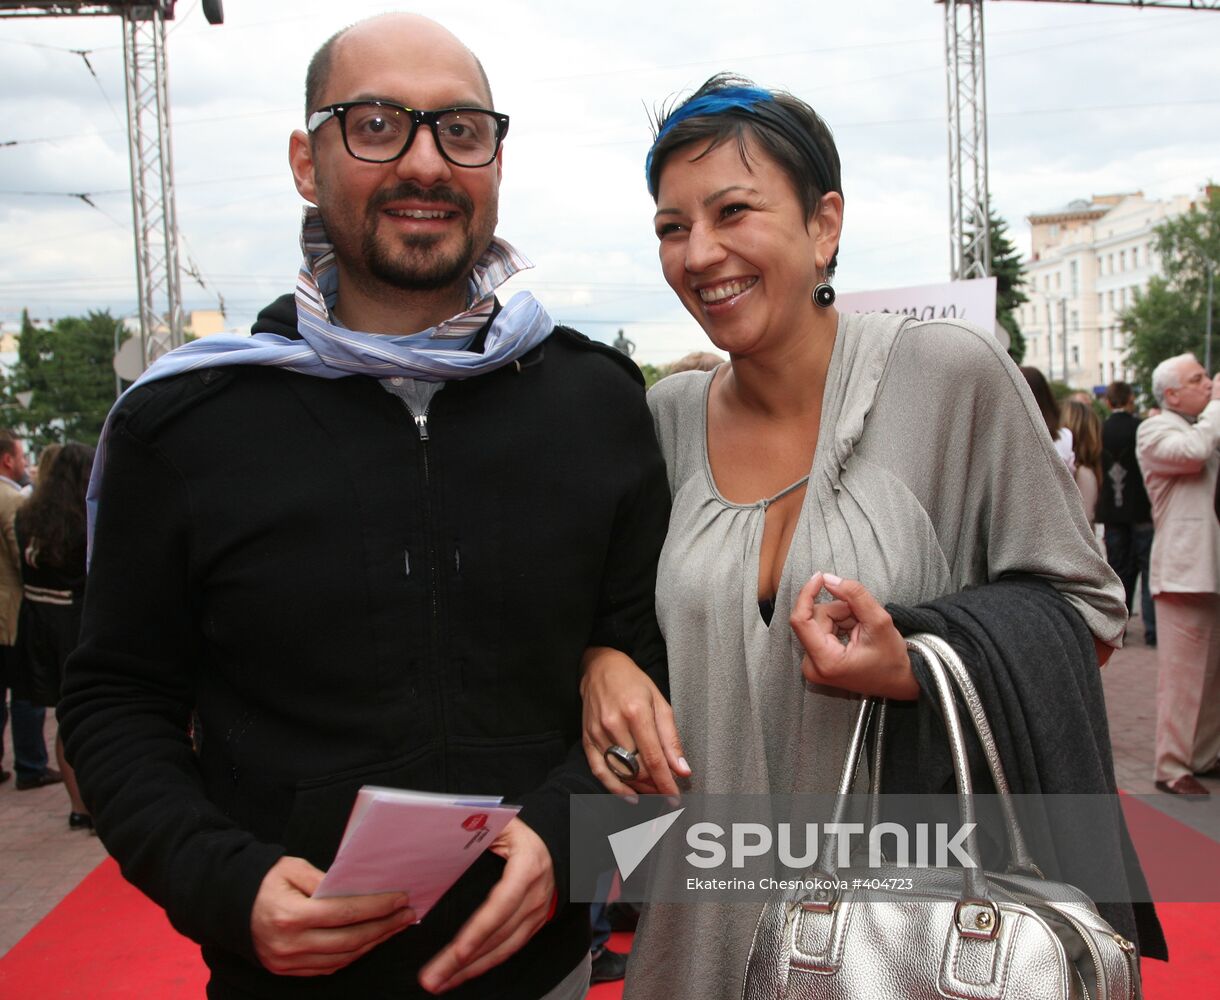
[837,277,1001,347]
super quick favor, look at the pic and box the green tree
[3,309,127,450]
[964,206,1029,363]
[1121,277,1203,402]
[637,363,664,390]
[1121,186,1219,399]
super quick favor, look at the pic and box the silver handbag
[742,633,1141,1000]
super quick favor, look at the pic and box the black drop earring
[812,282,836,308]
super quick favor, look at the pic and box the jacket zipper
[402,394,448,786]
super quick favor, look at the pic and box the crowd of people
[0,433,94,829]
[1010,362,1220,802]
[0,11,1217,998]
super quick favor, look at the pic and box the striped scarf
[87,208,555,547]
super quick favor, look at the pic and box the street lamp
[1040,295,1069,383]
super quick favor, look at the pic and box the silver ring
[604,744,640,780]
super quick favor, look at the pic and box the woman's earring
[812,282,836,308]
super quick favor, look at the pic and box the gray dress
[624,312,1126,999]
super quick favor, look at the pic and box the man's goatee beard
[364,231,479,292]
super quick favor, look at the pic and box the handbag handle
[864,635,1039,876]
[801,635,1001,939]
[911,632,1040,876]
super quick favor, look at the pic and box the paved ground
[0,713,106,957]
[0,605,1202,959]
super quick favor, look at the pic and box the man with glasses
[60,13,667,999]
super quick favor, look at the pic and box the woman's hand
[580,646,691,798]
[789,573,919,700]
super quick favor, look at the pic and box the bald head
[305,13,492,118]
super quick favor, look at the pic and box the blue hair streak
[645,84,837,203]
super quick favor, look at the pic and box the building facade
[1020,190,1198,391]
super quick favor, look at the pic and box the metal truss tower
[941,0,1219,284]
[0,1,222,369]
[942,0,991,281]
[120,3,182,365]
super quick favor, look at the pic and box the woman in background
[1062,398,1104,523]
[14,442,94,829]
[1021,365,1076,473]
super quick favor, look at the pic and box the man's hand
[790,572,919,701]
[418,818,554,994]
[581,646,690,799]
[251,856,415,976]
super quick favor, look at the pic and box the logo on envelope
[463,812,491,848]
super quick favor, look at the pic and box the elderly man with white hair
[1136,352,1220,796]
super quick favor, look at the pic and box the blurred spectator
[1062,399,1104,523]
[1020,366,1075,473]
[13,443,94,825]
[589,871,627,984]
[0,430,58,791]
[1136,354,1220,796]
[1097,382,1156,646]
[665,351,724,376]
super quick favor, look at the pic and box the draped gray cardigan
[625,312,1127,999]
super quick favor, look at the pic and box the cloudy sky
[1,0,1217,364]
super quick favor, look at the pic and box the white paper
[313,785,521,921]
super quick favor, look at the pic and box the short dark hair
[646,74,842,275]
[1105,381,1134,409]
[304,23,495,118]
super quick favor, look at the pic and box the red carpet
[0,809,1214,999]
[0,858,207,997]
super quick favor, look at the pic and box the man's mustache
[369,183,474,215]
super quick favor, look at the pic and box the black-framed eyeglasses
[307,101,509,168]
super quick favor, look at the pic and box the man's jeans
[1103,522,1157,642]
[0,688,49,779]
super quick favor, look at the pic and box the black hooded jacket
[61,294,670,998]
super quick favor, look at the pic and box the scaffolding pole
[944,0,992,280]
[121,3,183,366]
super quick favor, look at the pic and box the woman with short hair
[579,74,1152,996]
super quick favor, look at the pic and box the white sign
[837,277,1003,348]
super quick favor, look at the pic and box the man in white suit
[0,430,58,789]
[1137,353,1220,796]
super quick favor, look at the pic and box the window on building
[1072,345,1080,366]
[1071,310,1079,333]
[1070,260,1079,296]
[1131,246,1139,269]
[1056,272,1062,291]
[1119,250,1126,272]
[1097,293,1104,313]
